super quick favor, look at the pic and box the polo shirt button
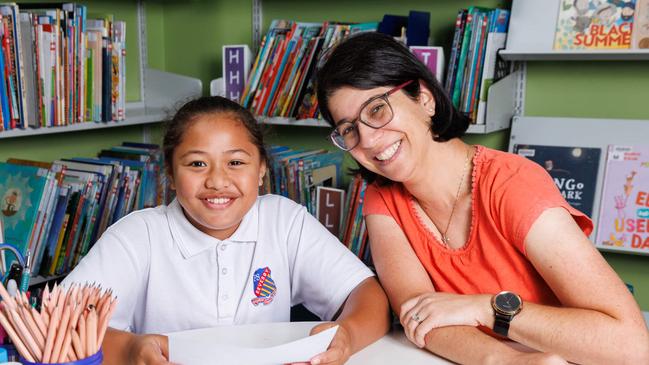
[222,294,229,301]
[221,268,228,275]
[220,244,227,251]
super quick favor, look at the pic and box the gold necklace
[440,147,471,245]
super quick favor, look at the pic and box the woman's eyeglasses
[329,80,414,151]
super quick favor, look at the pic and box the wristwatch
[491,291,523,337]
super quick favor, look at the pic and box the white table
[168,321,452,365]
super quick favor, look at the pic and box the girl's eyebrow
[179,148,253,157]
[225,149,252,156]
[179,150,206,158]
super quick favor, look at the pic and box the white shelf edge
[500,50,649,61]
[465,71,519,135]
[0,105,169,139]
[258,116,330,128]
[597,245,649,257]
[0,68,202,139]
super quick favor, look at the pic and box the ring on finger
[411,312,422,323]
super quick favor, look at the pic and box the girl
[63,96,390,365]
[315,32,649,364]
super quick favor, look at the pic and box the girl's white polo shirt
[63,195,374,334]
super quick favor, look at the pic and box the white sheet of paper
[169,325,338,365]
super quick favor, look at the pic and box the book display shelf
[500,0,649,61]
[0,69,201,139]
[502,0,649,258]
[235,0,521,135]
[0,2,201,140]
[508,116,649,256]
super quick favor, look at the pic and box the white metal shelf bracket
[252,0,263,54]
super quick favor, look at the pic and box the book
[475,9,510,125]
[0,162,48,264]
[410,46,444,84]
[405,10,430,46]
[595,145,649,253]
[554,0,636,49]
[445,9,468,98]
[632,0,649,48]
[315,186,345,237]
[222,44,252,102]
[514,144,601,217]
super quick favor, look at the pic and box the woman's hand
[288,322,352,365]
[126,333,175,365]
[399,292,492,347]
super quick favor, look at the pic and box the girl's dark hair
[316,32,469,184]
[163,96,268,175]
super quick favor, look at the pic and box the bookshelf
[0,69,201,139]
[240,0,521,135]
[500,0,649,61]
[0,2,201,140]
[508,116,649,257]
[253,69,519,134]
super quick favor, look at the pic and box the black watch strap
[493,312,513,337]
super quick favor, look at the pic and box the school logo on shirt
[251,267,277,306]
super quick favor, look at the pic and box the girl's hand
[127,334,176,365]
[399,292,492,347]
[288,322,352,365]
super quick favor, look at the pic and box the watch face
[495,292,522,314]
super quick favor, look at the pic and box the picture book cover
[632,0,649,48]
[514,144,601,217]
[595,145,649,253]
[554,0,636,49]
[0,162,49,261]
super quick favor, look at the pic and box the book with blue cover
[0,162,49,264]
[514,144,601,217]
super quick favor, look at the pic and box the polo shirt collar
[167,198,260,259]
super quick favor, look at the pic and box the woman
[316,32,649,364]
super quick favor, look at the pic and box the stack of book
[0,142,168,279]
[445,7,510,125]
[263,146,344,215]
[0,3,126,132]
[340,174,370,265]
[240,20,377,122]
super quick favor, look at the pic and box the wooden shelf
[0,68,202,139]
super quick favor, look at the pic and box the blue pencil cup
[20,349,103,365]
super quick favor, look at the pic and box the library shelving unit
[508,116,649,257]
[234,0,522,135]
[212,70,519,134]
[0,68,201,139]
[0,2,201,286]
[501,0,649,257]
[500,0,649,61]
[0,1,202,140]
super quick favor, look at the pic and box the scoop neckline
[406,145,482,255]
